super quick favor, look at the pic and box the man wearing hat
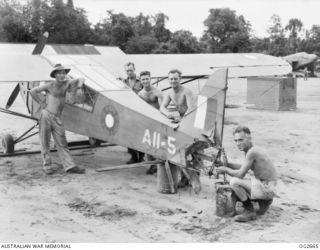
[30,64,86,174]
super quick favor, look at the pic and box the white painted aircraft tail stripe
[194,95,207,129]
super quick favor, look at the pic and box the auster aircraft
[0,33,292,192]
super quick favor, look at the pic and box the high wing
[40,53,292,79]
[0,43,291,84]
[0,55,52,82]
[122,53,292,78]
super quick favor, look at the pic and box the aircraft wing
[53,53,290,79]
[122,53,292,78]
[0,55,52,82]
[0,49,292,85]
[42,53,292,83]
[0,54,127,92]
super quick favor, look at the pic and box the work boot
[66,166,86,174]
[257,199,273,215]
[146,165,157,175]
[43,162,58,175]
[178,175,190,188]
[234,209,257,222]
[43,167,56,175]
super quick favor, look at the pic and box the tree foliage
[168,30,201,53]
[42,0,92,44]
[201,8,251,52]
[0,0,31,42]
[264,14,287,56]
[285,18,303,52]
[152,12,171,43]
[0,1,319,56]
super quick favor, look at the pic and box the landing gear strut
[0,122,39,155]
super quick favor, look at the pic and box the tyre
[1,133,15,154]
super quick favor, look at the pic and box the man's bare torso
[169,86,190,117]
[139,86,161,110]
[247,146,277,182]
[45,81,70,116]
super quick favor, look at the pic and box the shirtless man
[160,69,194,122]
[30,64,86,175]
[138,71,163,174]
[216,126,277,222]
[160,69,196,187]
[139,71,163,110]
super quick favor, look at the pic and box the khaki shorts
[251,177,277,200]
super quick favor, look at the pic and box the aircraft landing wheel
[1,133,15,154]
[89,137,102,146]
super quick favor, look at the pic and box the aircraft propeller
[5,84,20,109]
[5,32,49,110]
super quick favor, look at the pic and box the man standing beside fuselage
[123,62,144,164]
[138,71,163,174]
[30,64,86,175]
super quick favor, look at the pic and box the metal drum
[215,182,237,217]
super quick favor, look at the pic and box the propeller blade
[32,31,49,55]
[5,84,20,109]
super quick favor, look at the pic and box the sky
[71,0,320,38]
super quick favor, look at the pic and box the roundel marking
[101,105,119,136]
[105,113,114,128]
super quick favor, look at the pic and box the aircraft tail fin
[179,68,228,146]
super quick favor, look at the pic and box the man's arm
[183,88,194,116]
[222,162,242,169]
[217,150,255,178]
[160,93,172,117]
[138,90,146,100]
[29,82,51,108]
[67,77,85,90]
[157,90,164,107]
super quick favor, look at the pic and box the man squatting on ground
[122,62,145,164]
[216,126,277,222]
[160,69,195,186]
[30,64,86,175]
[138,70,163,174]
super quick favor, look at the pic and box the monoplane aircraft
[283,52,318,76]
[0,33,291,192]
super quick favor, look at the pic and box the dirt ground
[0,78,319,243]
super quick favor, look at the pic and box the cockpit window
[66,84,98,112]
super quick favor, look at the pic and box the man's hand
[171,116,181,123]
[215,160,224,167]
[167,113,181,123]
[216,166,228,174]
